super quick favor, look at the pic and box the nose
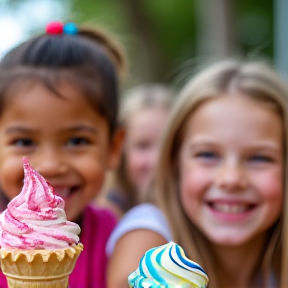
[138,148,158,177]
[215,160,247,191]
[146,148,158,169]
[31,148,68,178]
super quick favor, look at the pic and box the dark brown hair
[0,25,126,135]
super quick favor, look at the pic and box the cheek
[0,157,24,200]
[126,149,140,169]
[249,168,283,227]
[76,156,106,194]
[125,149,146,180]
[179,164,212,203]
[253,170,283,219]
[253,169,283,201]
[179,167,211,223]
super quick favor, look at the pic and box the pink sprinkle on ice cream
[0,157,81,250]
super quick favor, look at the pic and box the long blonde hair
[156,59,288,288]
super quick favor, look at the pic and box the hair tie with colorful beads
[46,21,78,35]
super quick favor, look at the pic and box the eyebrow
[63,125,98,134]
[189,139,282,152]
[5,125,98,134]
[188,138,218,147]
[5,127,34,134]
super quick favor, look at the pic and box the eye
[195,151,218,159]
[11,138,34,147]
[135,142,151,150]
[193,151,220,165]
[248,155,273,163]
[129,139,152,151]
[66,137,90,146]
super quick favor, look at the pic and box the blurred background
[0,0,282,88]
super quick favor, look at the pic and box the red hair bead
[46,21,64,35]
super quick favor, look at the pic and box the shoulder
[122,203,164,219]
[106,203,172,256]
[114,203,168,230]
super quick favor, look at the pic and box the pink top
[0,205,117,288]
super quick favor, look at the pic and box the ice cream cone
[128,242,209,288]
[0,243,83,288]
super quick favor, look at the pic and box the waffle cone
[0,243,83,288]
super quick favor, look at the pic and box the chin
[207,233,250,247]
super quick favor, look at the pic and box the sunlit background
[1,0,285,86]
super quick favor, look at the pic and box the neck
[208,233,268,288]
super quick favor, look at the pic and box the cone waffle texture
[0,243,83,288]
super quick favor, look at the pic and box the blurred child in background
[0,21,126,288]
[107,59,288,288]
[97,83,174,219]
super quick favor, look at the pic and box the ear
[107,127,125,170]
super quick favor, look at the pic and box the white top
[106,203,172,256]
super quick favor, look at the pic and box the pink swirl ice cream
[0,157,80,250]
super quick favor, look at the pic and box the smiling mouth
[53,186,79,199]
[208,202,256,214]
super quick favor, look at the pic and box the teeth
[212,203,249,214]
[53,187,70,198]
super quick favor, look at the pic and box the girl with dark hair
[0,21,126,288]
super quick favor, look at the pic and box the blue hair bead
[64,22,78,35]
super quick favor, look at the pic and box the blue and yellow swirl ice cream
[128,241,208,288]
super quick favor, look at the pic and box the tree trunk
[195,0,236,57]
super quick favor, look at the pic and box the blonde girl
[108,59,288,288]
[157,59,288,288]
[98,83,174,219]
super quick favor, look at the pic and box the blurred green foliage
[68,0,197,85]
[1,0,275,86]
[68,0,273,86]
[236,0,273,57]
